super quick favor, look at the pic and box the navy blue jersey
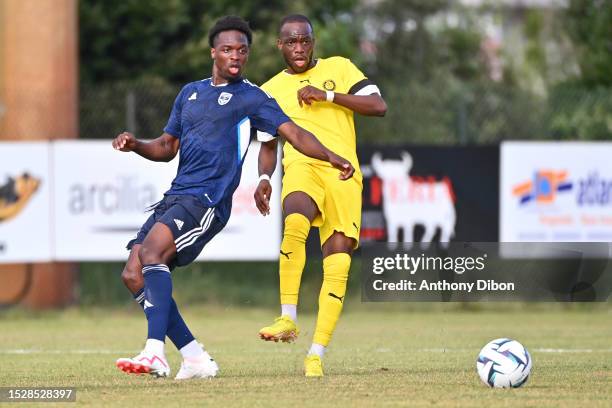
[163,78,289,220]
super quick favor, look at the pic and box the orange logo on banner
[512,170,572,205]
[0,173,41,222]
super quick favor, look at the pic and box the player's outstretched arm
[112,131,179,162]
[297,85,387,116]
[254,139,278,216]
[276,122,354,180]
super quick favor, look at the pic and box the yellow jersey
[261,56,372,176]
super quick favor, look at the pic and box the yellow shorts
[281,161,363,249]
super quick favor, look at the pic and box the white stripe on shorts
[174,207,214,247]
[176,208,216,252]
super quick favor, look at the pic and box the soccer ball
[476,338,532,388]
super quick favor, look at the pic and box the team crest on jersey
[323,80,336,91]
[218,92,233,105]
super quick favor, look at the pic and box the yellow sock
[279,213,310,305]
[313,253,351,346]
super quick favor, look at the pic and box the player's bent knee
[138,244,165,266]
[322,233,355,257]
[283,191,318,220]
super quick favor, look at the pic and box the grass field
[1,305,610,407]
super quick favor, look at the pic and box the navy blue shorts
[127,195,226,268]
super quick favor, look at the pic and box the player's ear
[276,38,283,50]
[210,47,216,60]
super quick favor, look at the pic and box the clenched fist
[112,131,137,152]
[297,85,327,107]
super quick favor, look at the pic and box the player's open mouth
[293,59,306,67]
[228,65,240,75]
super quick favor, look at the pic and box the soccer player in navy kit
[112,16,354,379]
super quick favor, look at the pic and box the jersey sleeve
[256,130,276,142]
[163,84,190,138]
[342,58,382,96]
[250,94,291,137]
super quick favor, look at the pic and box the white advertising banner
[0,142,52,263]
[52,141,280,261]
[197,143,282,261]
[500,141,612,242]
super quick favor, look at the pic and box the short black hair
[208,16,252,48]
[278,14,314,35]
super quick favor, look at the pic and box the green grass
[0,306,610,407]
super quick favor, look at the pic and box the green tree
[79,0,359,85]
[544,0,612,140]
[357,0,503,144]
[564,0,612,87]
[79,0,360,138]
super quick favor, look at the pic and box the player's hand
[112,131,137,152]
[297,85,326,107]
[328,153,355,180]
[254,179,272,216]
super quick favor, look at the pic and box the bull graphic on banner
[370,152,456,248]
[0,173,40,222]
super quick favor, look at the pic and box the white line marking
[534,348,611,353]
[385,348,612,353]
[0,349,137,355]
[1,348,610,355]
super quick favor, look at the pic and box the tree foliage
[79,0,361,138]
[79,0,611,142]
[79,0,359,85]
[357,0,506,143]
[564,0,612,87]
[545,0,612,140]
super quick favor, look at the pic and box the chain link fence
[80,77,178,139]
[80,77,612,144]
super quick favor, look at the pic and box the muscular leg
[139,222,177,266]
[137,222,177,353]
[321,232,355,258]
[278,192,318,312]
[259,192,319,341]
[122,244,144,294]
[122,243,196,351]
[283,191,319,221]
[311,232,354,353]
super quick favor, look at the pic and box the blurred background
[0,0,611,309]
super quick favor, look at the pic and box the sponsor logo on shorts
[174,218,184,231]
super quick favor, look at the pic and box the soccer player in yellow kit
[254,14,387,376]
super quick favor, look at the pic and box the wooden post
[0,0,78,308]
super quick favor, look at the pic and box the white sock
[281,304,297,322]
[180,340,204,359]
[308,343,326,358]
[144,338,165,356]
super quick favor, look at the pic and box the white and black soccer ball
[476,338,532,388]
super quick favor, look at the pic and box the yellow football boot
[258,315,299,343]
[304,355,323,377]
